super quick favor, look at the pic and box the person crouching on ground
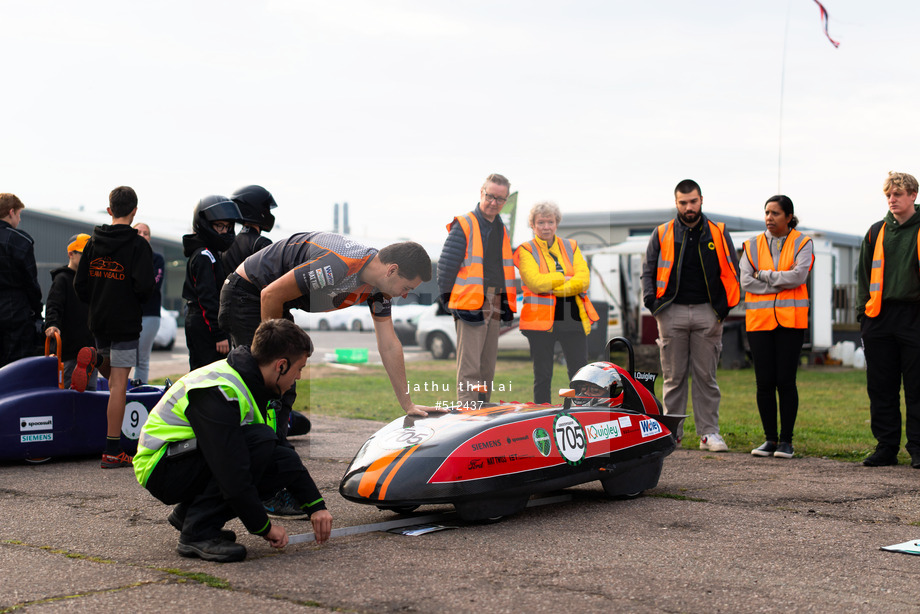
[133,319,332,563]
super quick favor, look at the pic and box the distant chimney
[343,202,350,235]
[333,203,339,233]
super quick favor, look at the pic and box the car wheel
[351,320,363,332]
[164,339,174,351]
[428,332,454,360]
[319,320,330,331]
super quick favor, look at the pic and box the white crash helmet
[569,361,624,406]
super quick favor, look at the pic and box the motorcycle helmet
[569,361,625,407]
[193,195,241,252]
[230,184,277,232]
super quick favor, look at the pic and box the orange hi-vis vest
[446,212,517,312]
[654,219,740,306]
[743,230,813,331]
[515,237,599,332]
[864,224,920,318]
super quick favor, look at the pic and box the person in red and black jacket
[182,196,241,371]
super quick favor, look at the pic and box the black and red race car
[340,339,685,521]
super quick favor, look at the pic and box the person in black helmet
[222,185,277,278]
[183,196,241,371]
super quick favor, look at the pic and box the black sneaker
[177,537,246,563]
[751,441,777,457]
[263,490,308,518]
[908,450,920,469]
[773,442,794,458]
[863,446,898,467]
[167,509,236,542]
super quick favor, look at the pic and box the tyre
[351,319,363,332]
[428,332,454,360]
[318,319,330,331]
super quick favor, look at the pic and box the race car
[0,339,166,463]
[340,338,685,521]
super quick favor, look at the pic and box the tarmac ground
[2,413,920,613]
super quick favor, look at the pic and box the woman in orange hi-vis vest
[513,202,598,404]
[740,195,814,460]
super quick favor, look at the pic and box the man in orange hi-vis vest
[437,173,517,405]
[641,179,740,451]
[857,171,920,468]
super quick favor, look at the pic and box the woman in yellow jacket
[741,195,813,459]
[514,202,598,404]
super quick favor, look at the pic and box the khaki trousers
[455,290,502,402]
[655,303,723,438]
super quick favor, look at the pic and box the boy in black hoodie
[74,186,155,469]
[182,195,241,371]
[44,233,97,389]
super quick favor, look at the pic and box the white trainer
[699,433,728,452]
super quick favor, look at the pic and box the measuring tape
[287,493,573,545]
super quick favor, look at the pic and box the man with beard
[641,179,740,450]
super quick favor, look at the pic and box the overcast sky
[4,0,918,246]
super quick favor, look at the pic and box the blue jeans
[135,315,160,383]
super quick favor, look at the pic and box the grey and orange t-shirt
[242,231,391,316]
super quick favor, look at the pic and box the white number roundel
[122,401,149,440]
[553,413,586,465]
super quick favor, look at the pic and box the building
[557,209,864,348]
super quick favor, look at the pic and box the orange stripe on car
[356,450,403,498]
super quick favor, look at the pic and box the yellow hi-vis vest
[133,359,274,487]
[654,219,741,307]
[446,212,517,312]
[514,237,599,332]
[743,230,813,331]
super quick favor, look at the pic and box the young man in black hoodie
[44,233,97,389]
[74,186,155,469]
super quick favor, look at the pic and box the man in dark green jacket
[857,171,920,468]
[135,319,332,562]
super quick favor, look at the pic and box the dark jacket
[856,205,920,321]
[0,220,42,323]
[183,346,325,534]
[141,252,165,318]
[222,226,271,276]
[74,224,154,341]
[641,213,740,321]
[437,205,514,324]
[44,266,94,361]
[182,234,228,343]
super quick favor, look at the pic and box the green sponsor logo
[533,428,551,457]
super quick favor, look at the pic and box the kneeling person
[134,319,332,562]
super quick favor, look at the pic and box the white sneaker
[699,433,728,452]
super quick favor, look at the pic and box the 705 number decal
[553,413,586,465]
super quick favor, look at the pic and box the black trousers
[525,328,588,404]
[185,310,225,371]
[218,273,296,439]
[861,302,920,453]
[145,424,311,541]
[747,327,805,443]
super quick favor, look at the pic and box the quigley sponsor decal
[585,420,621,443]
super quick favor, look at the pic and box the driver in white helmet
[569,362,624,407]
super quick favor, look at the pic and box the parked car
[414,302,529,360]
[336,304,375,332]
[391,303,429,346]
[291,308,347,332]
[153,307,178,351]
